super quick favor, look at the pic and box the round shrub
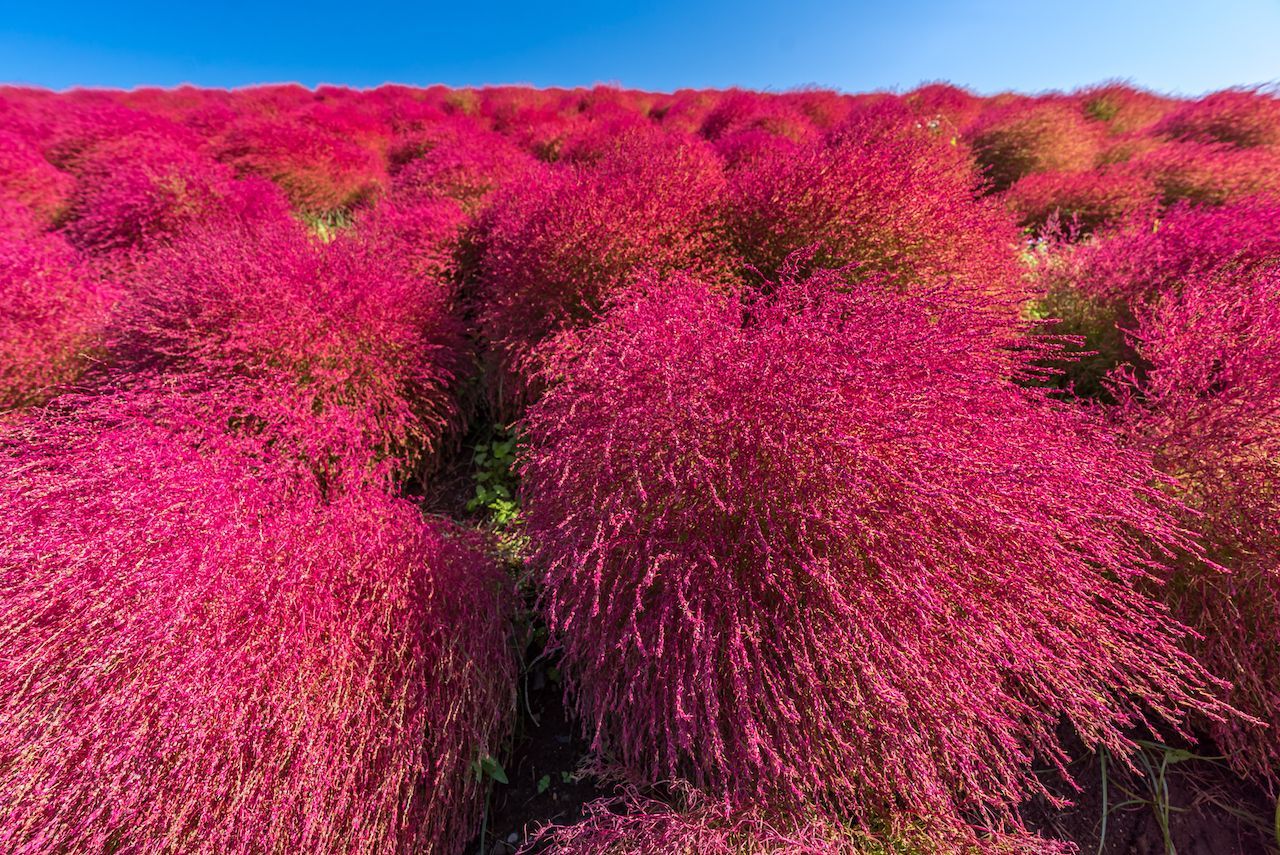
[354,194,469,293]
[38,100,202,171]
[966,101,1102,191]
[0,390,514,854]
[1048,200,1280,306]
[61,135,290,255]
[0,203,105,410]
[1155,88,1280,149]
[1117,264,1280,792]
[698,90,817,144]
[725,104,1024,308]
[521,269,1228,843]
[389,118,535,211]
[108,217,468,478]
[1077,84,1175,134]
[903,83,985,134]
[215,117,387,214]
[477,129,732,410]
[526,789,1059,855]
[1028,199,1280,400]
[1131,140,1280,206]
[1003,165,1156,236]
[0,130,73,225]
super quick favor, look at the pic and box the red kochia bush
[389,118,535,211]
[215,117,387,213]
[1052,200,1280,307]
[521,269,1227,844]
[1078,84,1175,134]
[37,100,203,171]
[1116,265,1280,792]
[903,83,985,133]
[355,195,469,294]
[0,392,514,853]
[1129,140,1280,206]
[61,135,290,255]
[0,203,105,410]
[726,105,1024,305]
[1027,199,1280,399]
[1003,165,1156,235]
[526,788,1064,855]
[966,101,1102,191]
[698,90,817,144]
[0,130,73,224]
[1155,87,1280,148]
[477,130,731,409]
[109,218,468,475]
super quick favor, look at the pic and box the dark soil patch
[469,653,606,855]
[1022,730,1276,854]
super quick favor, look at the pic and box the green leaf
[537,774,551,794]
[478,755,508,784]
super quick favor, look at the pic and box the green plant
[472,753,509,855]
[297,208,353,242]
[1098,740,1218,855]
[468,429,521,527]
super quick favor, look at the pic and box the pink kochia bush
[1129,140,1280,206]
[524,791,1029,855]
[1003,165,1155,235]
[61,135,290,255]
[1154,87,1280,149]
[725,105,1024,307]
[389,119,538,211]
[527,786,1066,855]
[521,269,1227,844]
[215,116,387,214]
[477,129,731,409]
[108,217,468,476]
[966,101,1102,191]
[0,202,106,410]
[0,130,73,224]
[1116,265,1280,792]
[1047,200,1280,307]
[355,194,469,292]
[0,391,514,853]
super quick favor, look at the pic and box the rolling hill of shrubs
[1,81,1277,854]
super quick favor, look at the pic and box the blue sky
[2,1,1278,95]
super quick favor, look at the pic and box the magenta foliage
[107,217,468,475]
[965,100,1102,191]
[39,99,204,171]
[904,83,986,133]
[1115,264,1280,791]
[521,268,1227,843]
[1154,87,1280,148]
[0,130,73,225]
[1050,200,1280,306]
[477,129,731,409]
[61,134,290,255]
[1077,84,1176,134]
[527,788,1066,855]
[0,202,106,410]
[725,104,1025,308]
[698,90,818,144]
[0,389,514,853]
[215,116,387,213]
[354,194,469,293]
[389,118,535,211]
[1127,139,1280,206]
[1004,165,1156,235]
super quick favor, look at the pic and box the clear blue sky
[2,0,1278,95]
